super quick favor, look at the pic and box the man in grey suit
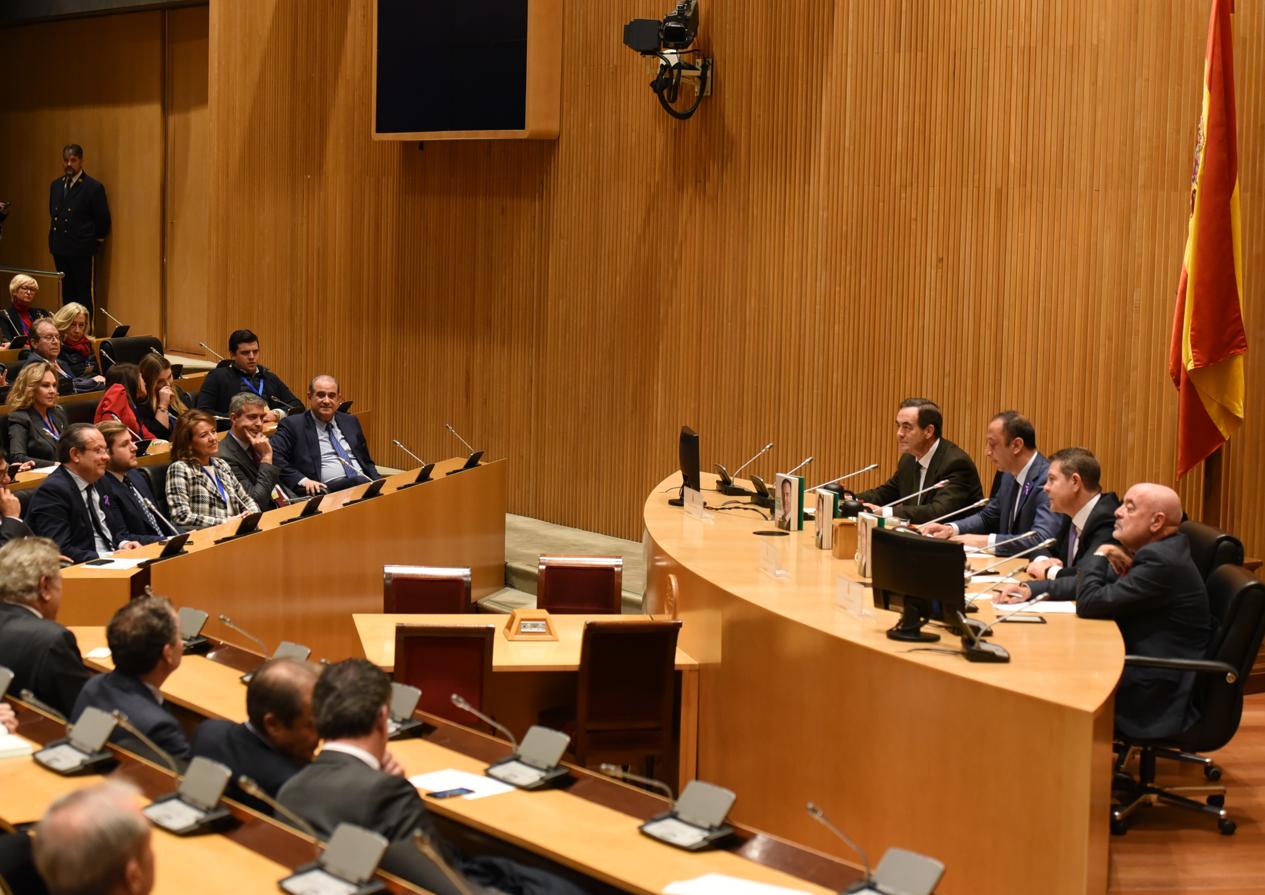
[219,392,285,509]
[1074,483,1212,740]
[71,594,191,765]
[922,411,1060,555]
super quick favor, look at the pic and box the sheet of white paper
[969,575,1016,584]
[0,733,35,760]
[991,600,1079,614]
[85,557,146,570]
[86,647,112,659]
[409,769,514,800]
[664,874,812,895]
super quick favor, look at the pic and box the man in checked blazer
[854,397,984,525]
[271,374,379,495]
[922,410,1061,556]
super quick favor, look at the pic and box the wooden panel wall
[0,12,164,335]
[203,1,1264,552]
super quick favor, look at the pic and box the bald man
[1073,483,1212,740]
[32,781,154,895]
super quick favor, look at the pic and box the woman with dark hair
[93,363,155,440]
[165,409,257,529]
[136,353,187,440]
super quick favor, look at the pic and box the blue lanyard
[38,412,59,440]
[240,374,265,397]
[202,465,229,506]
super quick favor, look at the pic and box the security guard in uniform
[48,143,111,323]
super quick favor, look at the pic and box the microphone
[806,802,875,893]
[197,341,226,361]
[786,456,814,476]
[98,344,118,367]
[147,346,166,361]
[978,592,1053,636]
[2,309,21,335]
[444,423,475,455]
[99,308,127,329]
[238,775,323,855]
[715,441,773,496]
[914,498,988,531]
[880,479,947,510]
[108,412,144,442]
[111,710,180,776]
[141,495,180,537]
[599,763,675,801]
[217,613,268,655]
[730,442,773,479]
[969,537,1056,579]
[18,688,67,724]
[412,831,478,895]
[392,439,427,466]
[808,462,879,492]
[449,694,516,750]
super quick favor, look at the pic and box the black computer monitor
[670,426,701,507]
[871,527,969,643]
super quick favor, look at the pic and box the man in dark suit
[279,660,586,895]
[95,421,178,543]
[21,319,105,393]
[995,447,1121,603]
[922,411,1060,555]
[71,595,192,765]
[190,657,319,811]
[195,329,302,419]
[1074,483,1212,740]
[28,423,141,563]
[272,374,380,495]
[0,449,33,547]
[48,144,110,319]
[219,393,286,509]
[0,537,90,716]
[854,397,984,525]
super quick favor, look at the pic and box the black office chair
[1180,520,1244,583]
[98,336,163,372]
[1110,564,1265,836]
[142,462,174,522]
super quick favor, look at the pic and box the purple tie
[1067,527,1079,566]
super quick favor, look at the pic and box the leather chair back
[537,555,623,614]
[392,624,494,726]
[383,565,471,614]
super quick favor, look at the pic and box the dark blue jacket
[954,452,1060,555]
[71,670,192,765]
[27,466,131,563]
[271,410,379,491]
[190,719,305,812]
[96,469,172,543]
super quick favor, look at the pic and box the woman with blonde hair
[165,409,257,529]
[136,353,187,440]
[51,302,100,379]
[7,362,68,467]
[1,274,52,346]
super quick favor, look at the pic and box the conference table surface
[643,471,1125,895]
[61,631,851,895]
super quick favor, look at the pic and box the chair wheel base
[1207,794,1225,807]
[1218,818,1237,835]
[1110,816,1129,836]
[1205,764,1222,781]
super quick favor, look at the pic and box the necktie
[325,423,360,476]
[125,478,165,536]
[84,483,115,550]
[1067,526,1079,566]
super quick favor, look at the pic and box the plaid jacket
[165,458,260,529]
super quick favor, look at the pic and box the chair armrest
[1124,654,1239,683]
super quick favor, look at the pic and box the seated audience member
[135,353,187,440]
[95,421,177,543]
[1073,483,1212,739]
[32,781,154,895]
[219,392,286,509]
[72,594,192,764]
[272,375,380,495]
[0,537,90,715]
[165,409,259,529]
[6,362,68,468]
[28,423,140,563]
[995,447,1121,604]
[21,318,104,393]
[921,411,1060,555]
[279,660,587,895]
[195,329,301,419]
[1,274,52,346]
[0,448,32,546]
[94,362,155,440]
[191,657,319,811]
[854,397,984,524]
[51,302,101,379]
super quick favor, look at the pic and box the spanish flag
[1169,0,1247,478]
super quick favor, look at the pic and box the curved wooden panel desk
[642,472,1124,895]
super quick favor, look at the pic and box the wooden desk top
[645,472,1124,715]
[355,613,699,673]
